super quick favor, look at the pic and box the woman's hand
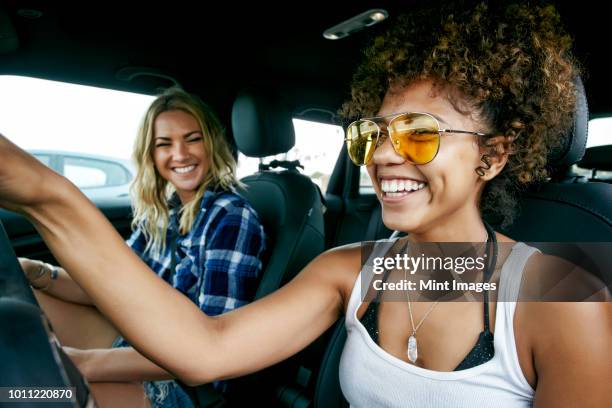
[63,346,174,382]
[18,257,45,281]
[63,346,95,380]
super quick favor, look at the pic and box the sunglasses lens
[346,120,379,165]
[389,113,440,164]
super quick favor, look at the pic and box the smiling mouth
[173,165,196,174]
[379,178,427,198]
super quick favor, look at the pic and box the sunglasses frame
[345,111,490,166]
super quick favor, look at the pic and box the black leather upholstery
[548,76,589,168]
[502,182,612,241]
[502,76,612,244]
[222,87,326,405]
[365,203,392,241]
[232,86,326,298]
[314,318,349,408]
[237,172,325,298]
[577,145,612,171]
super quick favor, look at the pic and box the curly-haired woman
[17,87,266,407]
[0,2,608,407]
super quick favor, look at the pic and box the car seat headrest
[577,145,612,171]
[231,87,295,158]
[547,76,589,169]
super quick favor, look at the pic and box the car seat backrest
[572,144,612,183]
[577,145,612,172]
[232,86,326,298]
[501,77,612,244]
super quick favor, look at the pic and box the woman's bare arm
[0,134,357,385]
[527,302,611,407]
[64,346,175,382]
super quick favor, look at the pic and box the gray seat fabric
[313,77,611,407]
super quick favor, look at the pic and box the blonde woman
[18,87,266,407]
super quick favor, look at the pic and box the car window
[236,118,344,192]
[359,167,375,195]
[32,154,52,167]
[0,75,153,198]
[586,117,612,148]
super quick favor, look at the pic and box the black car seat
[231,86,326,298]
[500,77,612,242]
[231,87,328,405]
[312,77,612,407]
[575,144,612,183]
[180,87,327,407]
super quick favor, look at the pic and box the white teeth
[387,192,406,198]
[174,165,196,174]
[380,179,427,193]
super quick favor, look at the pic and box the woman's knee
[34,289,118,348]
[90,382,150,408]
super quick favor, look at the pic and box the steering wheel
[0,220,94,407]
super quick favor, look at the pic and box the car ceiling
[0,0,610,130]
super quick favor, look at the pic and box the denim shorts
[111,336,195,408]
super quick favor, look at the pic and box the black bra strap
[482,220,498,333]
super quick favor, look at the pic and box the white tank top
[339,241,538,408]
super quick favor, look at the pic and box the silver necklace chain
[404,232,489,363]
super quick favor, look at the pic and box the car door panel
[1,198,133,261]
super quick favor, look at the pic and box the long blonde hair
[130,87,239,254]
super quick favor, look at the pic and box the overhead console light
[115,66,181,91]
[323,9,389,40]
[17,9,43,19]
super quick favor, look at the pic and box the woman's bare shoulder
[521,249,609,302]
[306,242,364,310]
[495,231,515,243]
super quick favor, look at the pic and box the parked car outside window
[30,150,135,201]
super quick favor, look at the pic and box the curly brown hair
[341,1,579,226]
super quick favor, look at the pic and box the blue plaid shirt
[113,188,266,407]
[127,188,266,315]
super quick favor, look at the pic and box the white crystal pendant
[407,335,418,363]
